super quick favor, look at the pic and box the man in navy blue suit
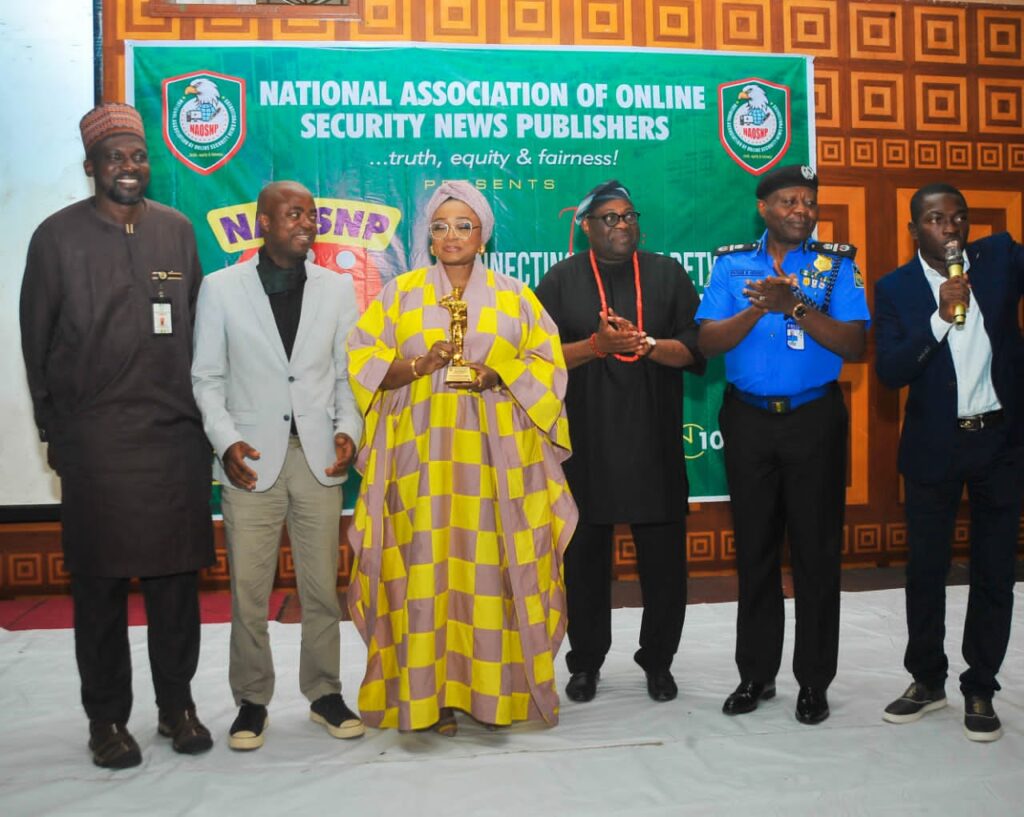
[875,183,1024,742]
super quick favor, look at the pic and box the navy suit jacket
[874,232,1024,482]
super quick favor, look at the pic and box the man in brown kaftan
[19,104,215,769]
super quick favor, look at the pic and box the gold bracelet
[410,355,424,378]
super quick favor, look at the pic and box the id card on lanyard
[150,270,183,336]
[152,298,173,335]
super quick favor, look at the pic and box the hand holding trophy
[439,288,475,385]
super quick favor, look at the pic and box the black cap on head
[755,164,818,199]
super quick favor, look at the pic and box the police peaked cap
[755,164,818,199]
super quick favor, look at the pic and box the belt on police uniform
[956,409,1003,431]
[727,383,834,415]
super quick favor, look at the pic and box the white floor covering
[2,585,1023,816]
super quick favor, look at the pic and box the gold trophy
[439,288,475,385]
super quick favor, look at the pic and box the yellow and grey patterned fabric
[346,261,577,730]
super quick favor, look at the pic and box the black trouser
[720,386,847,689]
[71,571,202,724]
[564,520,688,675]
[903,424,1021,698]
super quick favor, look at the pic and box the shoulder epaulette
[808,241,857,259]
[714,242,759,257]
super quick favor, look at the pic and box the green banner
[129,43,813,503]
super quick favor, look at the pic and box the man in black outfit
[875,183,1023,742]
[535,180,705,704]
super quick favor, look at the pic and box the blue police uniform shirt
[695,230,871,396]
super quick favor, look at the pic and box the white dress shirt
[920,251,1002,417]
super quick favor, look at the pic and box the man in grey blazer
[192,181,364,750]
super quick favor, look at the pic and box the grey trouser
[221,437,343,706]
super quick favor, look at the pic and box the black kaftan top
[535,250,704,524]
[20,198,214,577]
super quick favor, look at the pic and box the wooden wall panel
[713,0,772,52]
[0,522,350,595]
[28,0,1010,593]
[427,0,488,42]
[913,6,966,65]
[501,0,562,43]
[849,2,904,61]
[783,0,838,58]
[977,9,1024,66]
[348,0,414,40]
[644,0,702,48]
[573,0,634,45]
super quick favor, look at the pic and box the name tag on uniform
[152,298,173,335]
[786,322,805,350]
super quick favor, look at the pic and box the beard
[100,175,148,206]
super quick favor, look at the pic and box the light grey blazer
[191,256,362,492]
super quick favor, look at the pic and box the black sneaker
[310,693,365,739]
[882,681,947,724]
[89,720,142,769]
[964,694,1002,742]
[229,700,268,751]
[158,705,213,755]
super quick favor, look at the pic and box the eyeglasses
[587,211,640,228]
[429,220,481,240]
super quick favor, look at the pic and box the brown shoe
[89,721,142,769]
[158,705,213,755]
[431,707,458,737]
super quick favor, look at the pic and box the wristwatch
[791,303,808,321]
[646,336,657,348]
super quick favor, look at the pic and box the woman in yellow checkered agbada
[346,181,578,734]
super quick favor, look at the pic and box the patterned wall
[8,0,1017,594]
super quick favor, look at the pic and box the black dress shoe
[722,680,776,715]
[565,670,599,702]
[646,669,678,702]
[796,686,829,725]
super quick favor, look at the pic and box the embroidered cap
[80,103,146,154]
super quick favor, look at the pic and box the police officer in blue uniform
[696,165,870,725]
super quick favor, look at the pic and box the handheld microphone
[944,241,966,326]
